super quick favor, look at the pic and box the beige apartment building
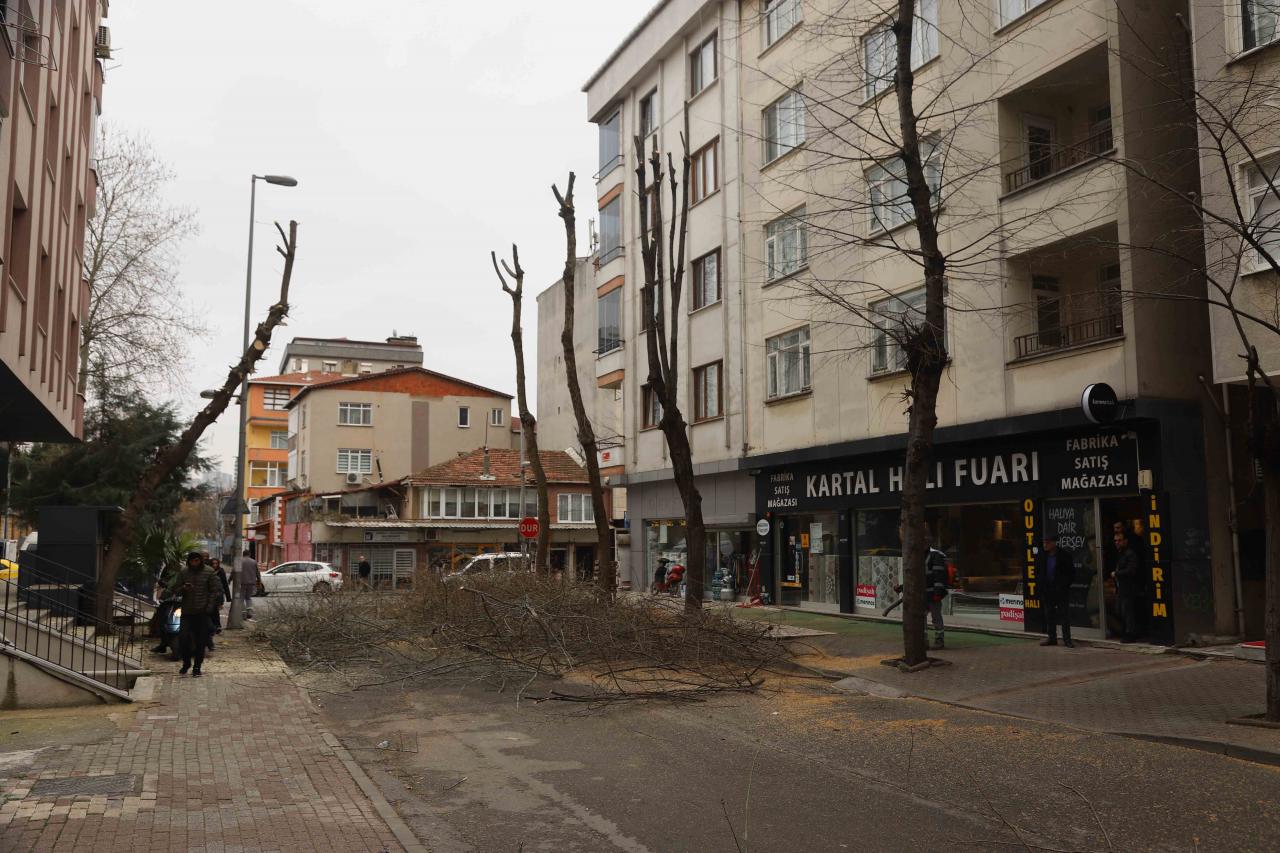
[277,333,424,376]
[576,0,1236,641]
[0,0,109,441]
[1188,0,1280,640]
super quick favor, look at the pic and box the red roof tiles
[405,448,588,487]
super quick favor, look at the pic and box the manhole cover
[30,774,139,797]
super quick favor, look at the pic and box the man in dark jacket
[357,555,372,591]
[1111,530,1141,642]
[1038,533,1076,648]
[176,552,223,677]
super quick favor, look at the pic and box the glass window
[490,407,504,426]
[489,489,508,519]
[507,491,521,519]
[765,0,801,46]
[598,109,621,173]
[524,492,537,519]
[642,384,663,428]
[646,519,689,580]
[690,32,717,97]
[691,138,719,203]
[322,360,338,372]
[338,402,372,425]
[424,487,442,518]
[443,488,459,518]
[639,89,657,140]
[249,461,287,488]
[999,0,1051,27]
[263,388,290,410]
[863,0,938,100]
[765,207,807,281]
[269,430,289,450]
[458,406,470,427]
[694,361,722,421]
[336,449,372,474]
[599,196,622,264]
[462,487,478,519]
[867,138,941,233]
[933,503,1021,623]
[597,288,622,353]
[870,287,943,374]
[764,90,805,163]
[692,249,721,309]
[766,327,811,398]
[1245,153,1280,270]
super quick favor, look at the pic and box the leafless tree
[95,222,298,630]
[634,136,707,612]
[492,246,552,572]
[81,125,201,395]
[553,173,616,595]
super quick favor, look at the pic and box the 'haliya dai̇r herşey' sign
[758,428,1140,512]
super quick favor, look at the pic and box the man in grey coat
[238,551,260,619]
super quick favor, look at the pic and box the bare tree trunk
[493,246,551,573]
[553,175,615,595]
[893,0,948,666]
[95,221,298,630]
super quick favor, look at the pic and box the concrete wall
[1,650,109,709]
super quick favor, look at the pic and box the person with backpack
[923,544,950,650]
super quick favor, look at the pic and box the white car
[259,561,344,594]
[447,552,529,580]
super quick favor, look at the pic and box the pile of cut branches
[255,573,791,705]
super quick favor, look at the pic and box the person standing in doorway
[357,554,372,591]
[1111,530,1141,642]
[177,553,223,677]
[1039,533,1076,648]
[238,550,260,619]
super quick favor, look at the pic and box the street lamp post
[227,174,297,630]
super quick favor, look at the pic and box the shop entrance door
[1043,499,1103,637]
[1098,496,1148,640]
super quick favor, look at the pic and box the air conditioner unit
[345,472,362,485]
[95,26,111,59]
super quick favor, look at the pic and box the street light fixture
[227,173,298,630]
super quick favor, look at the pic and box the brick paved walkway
[0,635,407,852]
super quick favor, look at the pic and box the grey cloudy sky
[105,0,642,473]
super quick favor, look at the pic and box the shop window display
[776,513,839,606]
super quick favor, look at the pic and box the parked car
[258,561,343,594]
[446,552,529,581]
[0,558,17,583]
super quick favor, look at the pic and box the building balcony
[1012,312,1123,361]
[1003,121,1113,195]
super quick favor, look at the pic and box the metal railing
[1013,313,1124,360]
[1003,121,1114,194]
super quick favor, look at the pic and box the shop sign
[998,593,1025,623]
[855,583,877,609]
[809,523,824,554]
[1146,492,1174,644]
[755,518,771,537]
[363,529,409,542]
[758,428,1139,513]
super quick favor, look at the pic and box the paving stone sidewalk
[0,632,409,852]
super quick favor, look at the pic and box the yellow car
[0,558,18,582]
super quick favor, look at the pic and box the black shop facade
[748,405,1218,644]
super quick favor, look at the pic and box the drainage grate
[30,773,140,797]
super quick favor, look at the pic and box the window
[690,32,717,97]
[269,430,289,450]
[999,0,1052,27]
[694,361,723,420]
[867,139,941,233]
[765,0,801,47]
[263,388,290,410]
[490,407,504,426]
[598,288,622,353]
[557,493,595,523]
[458,406,471,428]
[599,196,622,264]
[691,138,720,203]
[642,385,663,428]
[870,287,944,374]
[322,360,338,372]
[765,208,808,281]
[766,327,811,398]
[359,362,373,374]
[1032,276,1061,350]
[764,90,805,163]
[862,0,939,100]
[249,461,287,488]
[1245,153,1280,270]
[692,249,721,309]
[338,402,372,425]
[598,109,621,174]
[639,89,657,140]
[336,449,373,474]
[489,489,509,518]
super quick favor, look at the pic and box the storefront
[751,409,1218,645]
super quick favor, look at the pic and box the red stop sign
[519,516,539,539]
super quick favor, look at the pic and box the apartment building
[0,0,109,441]
[1187,0,1280,640]
[244,371,338,511]
[576,0,1235,643]
[277,333,423,376]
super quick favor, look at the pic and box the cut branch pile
[255,574,791,705]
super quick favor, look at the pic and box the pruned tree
[81,125,201,395]
[553,173,615,595]
[492,246,552,572]
[634,135,706,612]
[95,221,299,630]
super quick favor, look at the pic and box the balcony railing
[1013,313,1123,360]
[1003,121,1114,194]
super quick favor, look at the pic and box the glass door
[1043,499,1103,636]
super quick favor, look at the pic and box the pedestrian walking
[207,557,231,648]
[357,554,372,591]
[1111,529,1141,643]
[652,558,669,594]
[1038,533,1076,648]
[924,545,949,649]
[238,550,259,619]
[177,552,223,677]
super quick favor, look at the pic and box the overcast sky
[104,1,642,474]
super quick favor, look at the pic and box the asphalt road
[312,673,1280,853]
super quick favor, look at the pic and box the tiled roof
[248,371,343,386]
[405,448,588,487]
[285,366,512,407]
